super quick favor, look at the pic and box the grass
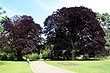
[44,59,110,73]
[0,61,33,73]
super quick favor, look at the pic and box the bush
[0,55,7,60]
[7,54,16,60]
[42,50,48,58]
[25,53,38,60]
[39,53,42,59]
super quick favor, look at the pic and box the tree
[103,28,110,55]
[102,13,109,17]
[0,6,7,55]
[0,6,7,33]
[44,6,107,60]
[96,12,110,29]
[0,15,42,60]
[0,6,7,23]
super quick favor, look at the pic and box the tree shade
[44,6,107,60]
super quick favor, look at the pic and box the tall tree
[0,15,42,60]
[44,6,107,60]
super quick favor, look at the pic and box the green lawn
[0,61,33,73]
[44,59,110,73]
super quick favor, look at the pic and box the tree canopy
[0,15,42,60]
[96,12,110,28]
[0,6,7,33]
[0,6,7,23]
[44,6,107,60]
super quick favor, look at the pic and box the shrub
[25,53,38,60]
[0,55,7,60]
[39,53,42,59]
[42,50,48,58]
[7,54,16,60]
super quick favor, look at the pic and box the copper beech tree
[0,15,42,60]
[44,6,108,60]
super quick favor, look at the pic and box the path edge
[30,61,36,73]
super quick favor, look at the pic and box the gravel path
[30,60,75,73]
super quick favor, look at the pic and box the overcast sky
[0,0,110,27]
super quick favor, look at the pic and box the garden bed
[56,62,80,66]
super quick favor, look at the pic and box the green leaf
[0,26,4,33]
[0,6,2,9]
[3,10,6,13]
[7,41,11,44]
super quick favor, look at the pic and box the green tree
[102,13,109,17]
[96,12,109,28]
[103,28,110,55]
[0,26,4,33]
[101,15,107,22]
[0,6,7,33]
[0,6,7,23]
[96,12,102,20]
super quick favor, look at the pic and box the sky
[0,0,110,27]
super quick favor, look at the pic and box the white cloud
[73,0,110,14]
[34,0,110,14]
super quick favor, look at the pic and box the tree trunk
[17,55,22,61]
[17,51,23,61]
[72,51,75,60]
[70,39,76,60]
[51,51,53,60]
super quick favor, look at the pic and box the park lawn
[44,59,110,73]
[0,61,33,73]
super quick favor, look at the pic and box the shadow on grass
[0,59,38,61]
[0,61,6,66]
[45,59,103,61]
[0,58,105,62]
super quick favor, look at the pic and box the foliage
[23,45,50,60]
[7,53,16,60]
[0,6,7,34]
[0,6,7,23]
[96,13,110,55]
[103,28,110,54]
[96,12,109,28]
[102,13,109,16]
[44,6,107,60]
[101,15,107,22]
[24,53,38,60]
[0,15,42,60]
[41,45,50,58]
[0,55,7,60]
[0,61,33,73]
[0,26,4,33]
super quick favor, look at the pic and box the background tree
[44,6,107,60]
[0,6,7,23]
[0,15,42,60]
[96,12,110,55]
[96,12,109,28]
[0,6,7,33]
[0,6,7,56]
[103,28,110,55]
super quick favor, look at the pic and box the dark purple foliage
[44,6,107,57]
[0,15,42,60]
